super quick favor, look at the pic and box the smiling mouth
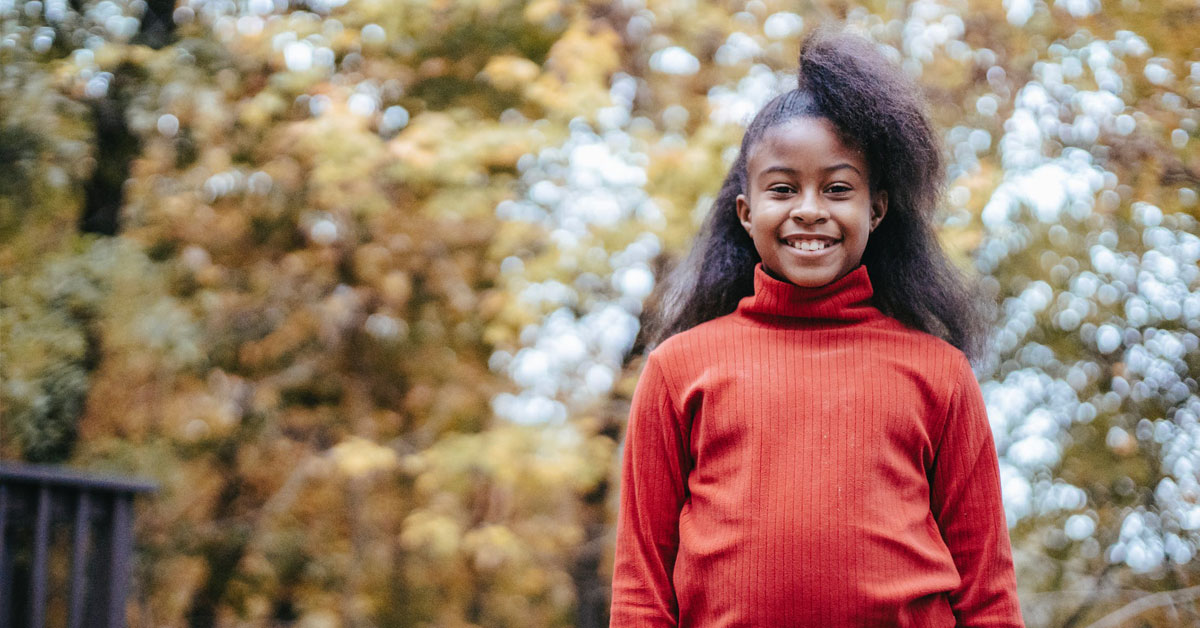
[782,238,840,252]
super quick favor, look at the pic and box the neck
[737,263,881,323]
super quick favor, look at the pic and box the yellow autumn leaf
[480,55,542,92]
[328,436,399,478]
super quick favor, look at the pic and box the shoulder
[639,312,743,392]
[874,315,971,373]
[865,317,977,415]
[646,312,741,367]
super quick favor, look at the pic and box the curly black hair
[642,28,991,364]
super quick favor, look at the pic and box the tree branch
[1083,584,1200,628]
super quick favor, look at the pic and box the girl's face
[736,117,888,288]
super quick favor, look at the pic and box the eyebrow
[757,163,863,177]
[823,163,863,176]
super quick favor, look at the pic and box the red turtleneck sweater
[610,264,1023,627]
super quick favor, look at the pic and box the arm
[929,356,1024,628]
[610,354,691,627]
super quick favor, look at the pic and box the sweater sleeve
[929,357,1024,628]
[610,353,691,627]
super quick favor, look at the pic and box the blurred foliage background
[1,0,1199,626]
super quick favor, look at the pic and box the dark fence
[0,462,155,628]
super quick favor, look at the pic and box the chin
[775,265,841,287]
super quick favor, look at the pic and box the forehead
[747,117,866,172]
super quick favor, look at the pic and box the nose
[789,191,828,223]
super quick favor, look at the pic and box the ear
[736,193,753,233]
[869,189,888,232]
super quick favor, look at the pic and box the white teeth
[789,239,830,251]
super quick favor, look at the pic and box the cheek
[749,228,771,250]
[748,225,776,255]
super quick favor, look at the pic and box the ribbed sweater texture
[610,263,1023,627]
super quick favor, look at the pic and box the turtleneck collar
[737,263,882,324]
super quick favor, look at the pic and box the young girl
[610,31,1024,627]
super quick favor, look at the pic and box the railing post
[31,486,50,628]
[68,491,90,628]
[106,493,134,628]
[0,484,8,623]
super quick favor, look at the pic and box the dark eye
[768,184,794,194]
[826,183,853,195]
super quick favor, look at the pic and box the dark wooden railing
[0,462,155,628]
